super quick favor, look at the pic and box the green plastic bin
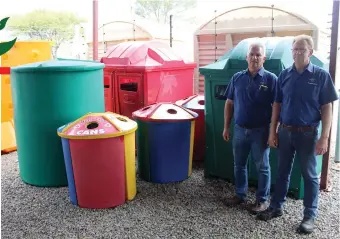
[10,59,105,187]
[335,89,340,163]
[200,36,326,199]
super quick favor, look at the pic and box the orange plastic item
[1,41,52,153]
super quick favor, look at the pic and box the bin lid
[132,103,198,122]
[176,94,205,110]
[199,37,294,76]
[57,112,137,139]
[11,59,105,73]
[100,41,196,70]
[199,36,329,77]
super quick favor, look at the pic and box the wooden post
[320,0,339,191]
[93,0,99,61]
[170,15,173,47]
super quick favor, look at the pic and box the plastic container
[10,59,105,187]
[176,94,206,161]
[335,90,340,163]
[132,103,198,183]
[58,112,138,209]
[1,41,52,153]
[199,36,327,199]
[101,41,196,118]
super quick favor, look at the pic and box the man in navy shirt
[223,41,277,214]
[257,35,339,234]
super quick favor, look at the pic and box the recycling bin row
[10,58,206,210]
[56,102,202,209]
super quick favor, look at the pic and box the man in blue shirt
[223,41,277,214]
[257,35,339,234]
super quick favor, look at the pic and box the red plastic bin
[100,41,196,118]
[57,112,138,209]
[176,94,205,161]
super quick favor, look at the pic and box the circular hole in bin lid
[198,100,205,105]
[87,122,99,129]
[116,116,128,122]
[167,109,177,114]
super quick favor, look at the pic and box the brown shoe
[223,195,246,206]
[248,201,269,214]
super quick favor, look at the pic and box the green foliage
[0,17,17,56]
[135,0,196,24]
[8,10,87,57]
[0,38,17,56]
[0,17,10,31]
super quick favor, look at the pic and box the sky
[0,0,336,61]
[0,0,334,28]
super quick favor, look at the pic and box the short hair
[247,41,266,56]
[293,35,314,50]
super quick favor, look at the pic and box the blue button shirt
[275,63,339,127]
[225,67,277,127]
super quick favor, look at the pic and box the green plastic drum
[10,59,105,187]
[335,90,340,163]
[199,37,327,199]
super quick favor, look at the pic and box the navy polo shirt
[225,67,277,127]
[275,63,339,127]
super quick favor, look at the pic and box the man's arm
[316,72,339,154]
[224,99,234,129]
[270,102,281,135]
[320,103,333,140]
[223,76,236,129]
[270,73,282,134]
[319,72,339,139]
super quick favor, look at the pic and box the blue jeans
[270,126,319,219]
[232,124,271,202]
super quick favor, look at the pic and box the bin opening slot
[215,85,228,100]
[104,85,110,88]
[116,116,128,122]
[87,122,99,129]
[167,109,177,114]
[142,106,151,111]
[198,100,205,105]
[120,82,138,92]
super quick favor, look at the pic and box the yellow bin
[1,41,52,153]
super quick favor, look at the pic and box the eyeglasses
[291,48,308,54]
[248,53,264,58]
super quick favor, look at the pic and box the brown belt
[281,124,315,132]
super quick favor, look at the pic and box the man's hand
[316,137,328,155]
[223,128,230,141]
[268,132,278,148]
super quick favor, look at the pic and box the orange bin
[1,41,52,153]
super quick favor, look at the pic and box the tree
[134,0,197,24]
[8,10,87,58]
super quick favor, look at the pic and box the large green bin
[10,59,105,187]
[335,89,340,163]
[200,36,326,199]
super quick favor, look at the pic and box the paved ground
[1,151,339,239]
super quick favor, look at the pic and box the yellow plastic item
[1,120,16,153]
[1,41,52,153]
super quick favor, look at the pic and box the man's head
[246,41,266,73]
[292,35,314,66]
